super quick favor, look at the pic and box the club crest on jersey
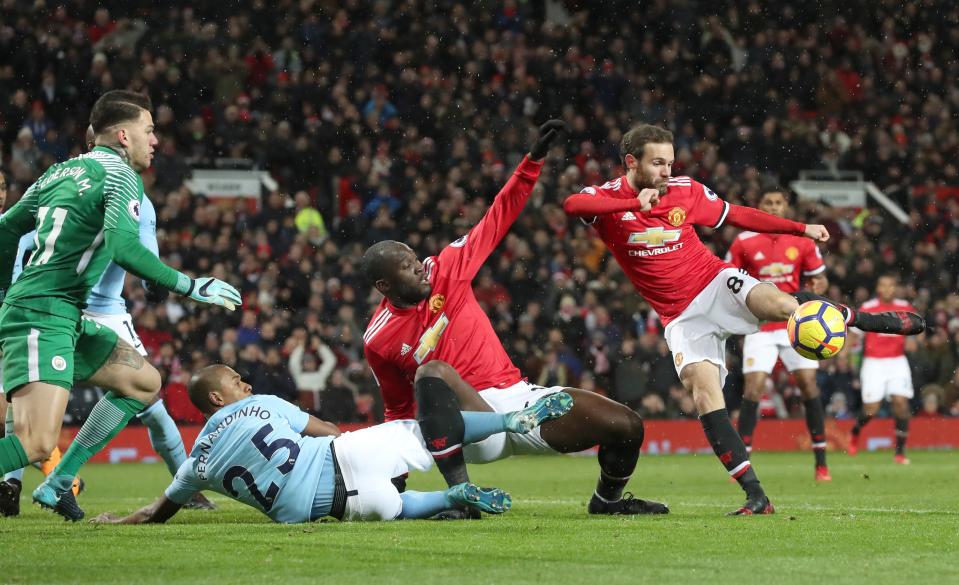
[51,356,67,371]
[785,246,799,261]
[128,199,141,220]
[628,227,681,247]
[667,207,686,226]
[429,293,445,313]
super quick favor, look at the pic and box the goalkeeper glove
[175,275,242,311]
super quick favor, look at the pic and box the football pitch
[3,451,957,585]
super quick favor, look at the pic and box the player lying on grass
[90,364,573,524]
[0,90,241,521]
[361,120,668,518]
[562,123,925,515]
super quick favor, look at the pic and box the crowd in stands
[2,0,959,424]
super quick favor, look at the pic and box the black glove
[144,281,170,304]
[529,119,570,160]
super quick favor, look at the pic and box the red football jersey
[860,298,915,358]
[725,232,825,331]
[364,157,542,421]
[581,176,731,324]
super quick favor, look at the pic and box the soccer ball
[787,300,847,360]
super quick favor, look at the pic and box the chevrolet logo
[628,227,682,247]
[759,262,795,277]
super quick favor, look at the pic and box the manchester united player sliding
[562,123,924,515]
[362,121,668,517]
[725,189,832,481]
[847,275,917,464]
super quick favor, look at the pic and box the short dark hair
[360,240,405,286]
[187,365,227,413]
[90,90,153,134]
[620,124,673,163]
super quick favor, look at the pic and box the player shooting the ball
[562,123,925,515]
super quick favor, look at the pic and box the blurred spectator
[2,2,958,426]
[288,335,336,413]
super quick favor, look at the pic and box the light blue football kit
[158,393,567,522]
[165,394,335,523]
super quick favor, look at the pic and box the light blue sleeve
[164,457,203,505]
[11,232,37,284]
[139,193,158,256]
[264,396,310,434]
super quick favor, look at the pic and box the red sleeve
[364,345,415,421]
[724,204,806,235]
[438,156,543,281]
[686,180,731,228]
[562,190,642,217]
[801,240,826,275]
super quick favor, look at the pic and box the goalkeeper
[0,90,241,520]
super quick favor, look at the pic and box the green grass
[3,451,957,585]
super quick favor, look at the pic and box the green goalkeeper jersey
[0,146,183,322]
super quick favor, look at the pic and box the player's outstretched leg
[536,389,668,515]
[792,292,924,335]
[504,392,574,434]
[397,484,511,519]
[446,483,511,514]
[460,392,573,443]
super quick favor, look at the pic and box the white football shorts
[334,420,434,521]
[860,356,913,404]
[82,310,147,357]
[664,267,771,387]
[742,328,819,374]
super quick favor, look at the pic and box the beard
[635,170,669,194]
[395,281,430,306]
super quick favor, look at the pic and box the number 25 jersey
[165,394,334,523]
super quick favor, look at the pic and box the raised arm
[723,203,828,242]
[438,120,567,281]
